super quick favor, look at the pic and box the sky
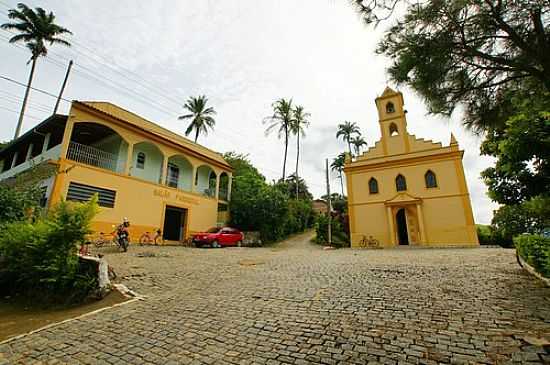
[0,0,498,224]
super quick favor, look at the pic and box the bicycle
[358,235,380,248]
[139,229,163,245]
[89,231,117,248]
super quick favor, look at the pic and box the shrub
[0,196,99,304]
[476,225,493,245]
[226,153,314,244]
[515,234,550,278]
[315,214,349,247]
[0,183,43,224]
[491,196,550,248]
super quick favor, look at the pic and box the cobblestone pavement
[1,232,550,364]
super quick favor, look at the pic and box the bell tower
[375,87,409,155]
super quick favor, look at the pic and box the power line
[0,10,327,189]
[0,89,54,110]
[0,105,41,121]
[0,96,53,114]
[0,74,71,102]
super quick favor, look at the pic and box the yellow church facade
[344,88,478,247]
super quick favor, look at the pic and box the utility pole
[53,60,73,115]
[325,158,332,245]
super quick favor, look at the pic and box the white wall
[0,145,62,181]
[168,156,193,191]
[131,143,163,183]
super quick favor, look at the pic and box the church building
[344,88,479,247]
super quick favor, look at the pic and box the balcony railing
[67,142,118,172]
[219,188,229,201]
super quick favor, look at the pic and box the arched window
[369,177,379,194]
[386,102,395,113]
[136,152,146,169]
[389,123,399,136]
[396,174,407,191]
[425,170,437,188]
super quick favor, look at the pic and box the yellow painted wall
[53,159,219,243]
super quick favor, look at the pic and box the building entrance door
[163,206,187,241]
[396,208,409,245]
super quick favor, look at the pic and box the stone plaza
[1,232,549,364]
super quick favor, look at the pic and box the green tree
[480,88,550,245]
[290,105,310,199]
[336,121,360,154]
[350,135,367,156]
[178,95,216,143]
[264,98,294,180]
[480,90,550,205]
[277,173,313,201]
[0,141,8,150]
[353,0,550,131]
[2,3,72,139]
[330,153,346,196]
[321,193,347,215]
[225,152,313,242]
[223,152,262,178]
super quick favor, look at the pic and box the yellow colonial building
[344,88,478,247]
[0,101,232,242]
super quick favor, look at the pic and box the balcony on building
[67,122,128,174]
[195,165,217,198]
[0,115,67,181]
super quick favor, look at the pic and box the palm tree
[178,95,216,143]
[290,105,310,199]
[336,121,361,155]
[2,3,72,139]
[264,98,294,180]
[350,135,367,156]
[331,153,346,196]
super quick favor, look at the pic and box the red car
[192,227,244,248]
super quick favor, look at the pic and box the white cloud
[0,0,497,223]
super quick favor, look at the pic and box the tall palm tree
[331,153,346,196]
[336,121,361,155]
[350,135,367,156]
[2,3,72,139]
[290,105,310,199]
[263,98,294,180]
[178,95,216,143]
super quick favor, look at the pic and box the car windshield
[206,227,221,233]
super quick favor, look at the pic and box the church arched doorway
[396,208,409,245]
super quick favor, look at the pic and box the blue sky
[0,0,498,223]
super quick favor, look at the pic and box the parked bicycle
[358,235,380,248]
[139,228,163,245]
[89,230,117,248]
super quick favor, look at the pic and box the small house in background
[0,101,233,243]
[312,199,329,215]
[344,87,478,247]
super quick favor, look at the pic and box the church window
[386,102,395,113]
[389,123,399,136]
[369,178,378,194]
[396,174,407,191]
[425,170,437,188]
[136,152,146,169]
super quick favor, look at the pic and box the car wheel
[212,240,219,248]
